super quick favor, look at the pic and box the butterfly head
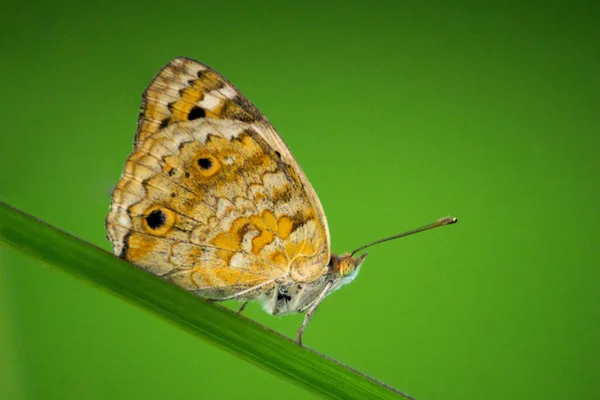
[331,253,368,278]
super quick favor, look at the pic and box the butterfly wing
[106,57,330,300]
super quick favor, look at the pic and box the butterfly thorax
[261,252,368,316]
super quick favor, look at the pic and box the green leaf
[0,201,413,399]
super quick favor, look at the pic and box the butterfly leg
[296,280,334,347]
[237,302,248,314]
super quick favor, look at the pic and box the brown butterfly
[106,57,457,345]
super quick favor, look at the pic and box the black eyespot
[145,209,166,229]
[188,106,206,120]
[274,151,281,159]
[167,168,176,176]
[197,157,212,169]
[185,172,190,178]
[160,118,170,128]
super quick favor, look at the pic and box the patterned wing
[106,57,330,300]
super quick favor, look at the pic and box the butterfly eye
[332,256,358,277]
[342,259,355,276]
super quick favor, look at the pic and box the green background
[1,1,599,399]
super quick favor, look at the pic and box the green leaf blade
[0,201,412,399]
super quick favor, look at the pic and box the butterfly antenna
[351,216,458,256]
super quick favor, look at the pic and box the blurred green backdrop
[1,1,599,399]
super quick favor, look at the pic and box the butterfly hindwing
[106,58,330,300]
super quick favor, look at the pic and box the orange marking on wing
[145,103,167,122]
[277,216,293,239]
[138,120,160,137]
[251,230,275,255]
[249,215,267,230]
[180,85,203,104]
[125,233,157,262]
[169,106,190,122]
[229,217,251,239]
[270,250,288,268]
[170,77,219,121]
[211,232,241,251]
[284,241,296,260]
[262,210,277,231]
[163,163,176,176]
[205,109,220,119]
[190,266,217,288]
[197,70,225,90]
[204,100,237,119]
[284,239,315,262]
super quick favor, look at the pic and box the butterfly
[106,57,457,345]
